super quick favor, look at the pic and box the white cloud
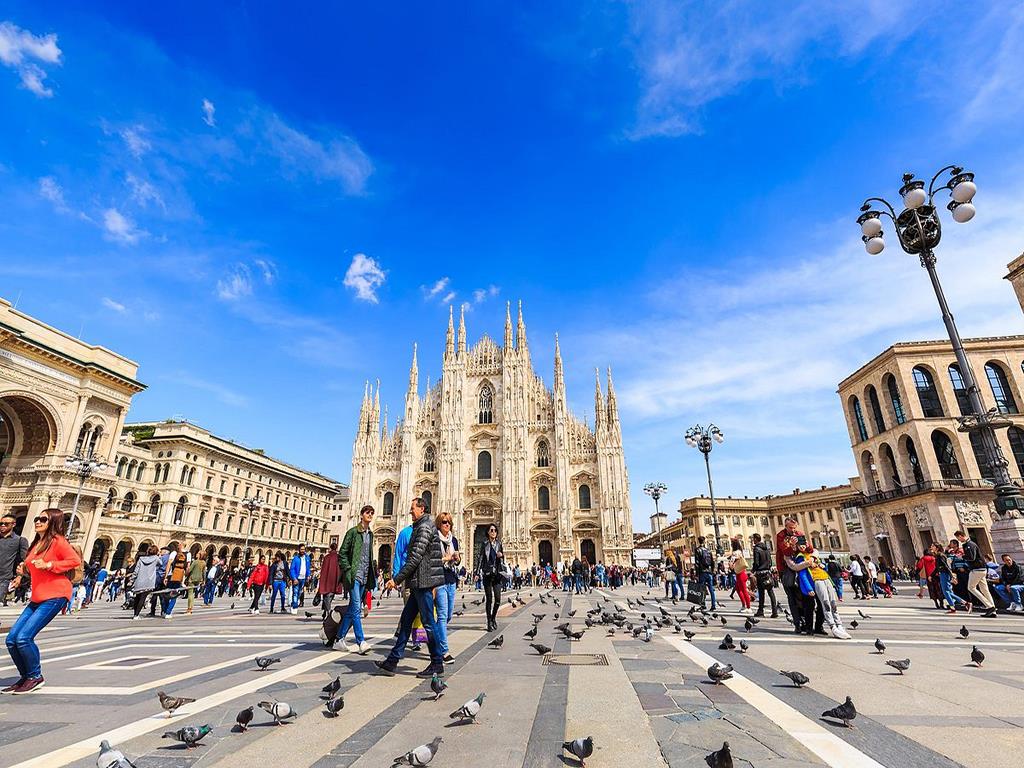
[422,277,450,299]
[101,297,126,313]
[254,258,276,284]
[201,98,216,127]
[216,264,253,301]
[102,208,144,244]
[126,173,165,210]
[343,253,386,303]
[441,290,457,304]
[167,371,249,407]
[119,125,151,158]
[263,113,373,194]
[0,21,61,97]
[38,176,68,212]
[473,285,500,303]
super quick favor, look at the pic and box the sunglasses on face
[34,516,49,524]
[0,521,14,527]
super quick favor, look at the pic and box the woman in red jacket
[246,555,270,615]
[4,508,82,694]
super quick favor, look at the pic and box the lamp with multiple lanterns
[65,450,108,540]
[685,424,725,555]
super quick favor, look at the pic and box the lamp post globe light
[241,493,264,563]
[685,424,725,555]
[857,167,1024,517]
[643,482,669,554]
[64,449,108,541]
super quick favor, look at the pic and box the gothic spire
[594,367,604,431]
[358,379,371,436]
[554,332,564,392]
[407,343,419,392]
[504,300,513,349]
[445,305,454,359]
[372,379,381,446]
[457,304,467,356]
[516,300,529,357]
[606,366,619,424]
[382,404,390,437]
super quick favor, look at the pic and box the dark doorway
[890,514,916,568]
[581,538,596,564]
[538,540,553,567]
[111,539,132,570]
[378,544,393,574]
[89,538,109,567]
[919,528,935,551]
[876,536,895,567]
[968,526,993,558]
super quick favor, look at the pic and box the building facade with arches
[347,302,634,570]
[837,335,1024,567]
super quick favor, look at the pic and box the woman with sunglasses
[4,508,82,694]
[434,512,460,662]
[479,524,504,631]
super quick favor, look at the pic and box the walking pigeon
[255,656,281,671]
[161,724,211,749]
[744,618,753,632]
[960,625,970,638]
[570,630,586,641]
[523,625,538,640]
[704,741,733,768]
[562,736,594,767]
[258,700,296,725]
[530,643,552,655]
[874,638,886,654]
[707,662,734,684]
[97,740,136,768]
[849,620,859,629]
[392,736,442,766]
[971,645,985,667]
[821,696,857,727]
[487,634,504,649]
[885,659,910,675]
[430,673,447,701]
[325,695,345,717]
[568,609,577,617]
[858,609,872,619]
[235,706,254,731]
[322,676,341,698]
[738,640,748,653]
[779,670,809,687]
[449,692,485,723]
[532,613,546,622]
[157,691,195,718]
[304,610,315,618]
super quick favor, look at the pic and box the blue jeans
[203,579,216,605]
[386,587,443,668]
[339,581,365,644]
[7,597,68,679]
[675,572,685,599]
[699,572,717,610]
[832,577,844,600]
[291,578,306,609]
[270,580,287,612]
[434,582,456,655]
[993,583,1024,606]
[165,581,181,614]
[939,571,967,608]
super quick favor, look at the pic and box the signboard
[633,548,660,561]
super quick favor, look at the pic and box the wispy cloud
[118,124,151,158]
[216,263,253,301]
[201,98,216,127]
[0,21,62,97]
[254,258,276,284]
[126,172,166,210]
[473,285,500,303]
[101,296,126,313]
[422,277,450,299]
[262,112,373,194]
[343,253,386,303]
[38,176,69,212]
[102,208,144,244]
[165,371,249,407]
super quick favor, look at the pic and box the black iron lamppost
[643,482,668,554]
[857,167,1024,517]
[241,493,264,563]
[65,449,108,540]
[685,424,725,554]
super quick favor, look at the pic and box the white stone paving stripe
[665,636,888,768]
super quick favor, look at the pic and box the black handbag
[686,579,705,605]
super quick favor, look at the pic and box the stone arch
[89,536,113,567]
[138,538,155,556]
[110,537,135,570]
[0,391,61,461]
[189,542,202,557]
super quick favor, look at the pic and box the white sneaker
[132,615,140,621]
[358,641,370,655]
[163,614,172,620]
[254,608,260,615]
[832,625,851,640]
[335,639,352,652]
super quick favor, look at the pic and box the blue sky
[3,3,1024,531]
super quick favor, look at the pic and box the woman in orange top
[4,508,81,695]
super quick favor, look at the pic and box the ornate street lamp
[241,493,263,564]
[643,482,668,555]
[857,167,1024,516]
[685,424,725,555]
[65,449,108,540]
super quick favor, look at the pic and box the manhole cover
[543,654,608,666]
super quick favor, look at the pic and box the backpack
[698,547,715,571]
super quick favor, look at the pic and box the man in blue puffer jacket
[289,544,312,615]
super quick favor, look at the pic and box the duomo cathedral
[348,302,634,570]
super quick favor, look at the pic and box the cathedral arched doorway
[378,544,393,572]
[538,540,553,567]
[580,539,596,565]
[89,537,112,568]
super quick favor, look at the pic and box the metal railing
[844,477,1022,507]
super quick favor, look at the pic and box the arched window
[1009,426,1024,478]
[538,485,550,511]
[931,431,962,480]
[383,491,394,517]
[851,397,868,442]
[886,374,906,425]
[121,491,135,514]
[579,484,591,510]
[882,443,901,487]
[867,386,886,434]
[948,365,970,416]
[986,362,1018,414]
[478,383,494,424]
[968,431,994,481]
[154,464,162,483]
[536,440,550,468]
[422,489,432,512]
[423,445,436,473]
[197,510,207,528]
[913,367,943,417]
[174,496,187,525]
[116,457,127,478]
[87,426,103,455]
[180,465,188,484]
[905,437,925,484]
[477,450,492,480]
[75,423,91,455]
[148,494,160,519]
[127,459,137,480]
[136,462,146,482]
[162,463,170,483]
[213,512,221,530]
[261,520,268,536]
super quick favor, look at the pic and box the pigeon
[570,630,586,641]
[523,625,538,640]
[530,643,552,655]
[720,616,728,626]
[849,620,859,630]
[779,669,809,687]
[157,691,195,718]
[606,628,615,637]
[562,736,594,767]
[707,662,734,684]
[97,740,136,768]
[452,610,464,617]
[684,630,696,641]
[626,598,635,608]
[449,692,485,723]
[960,625,970,639]
[258,700,296,725]
[744,618,753,632]
[430,673,448,701]
[392,736,442,766]
[540,596,548,604]
[885,659,910,675]
[874,638,886,654]
[325,695,345,717]
[641,627,653,643]
[553,598,560,607]
[487,634,504,649]
[858,609,872,619]
[532,613,546,622]
[255,656,281,671]
[162,724,211,749]
[322,676,341,698]
[230,602,235,610]
[705,741,733,768]
[821,696,857,728]
[971,645,985,667]
[471,598,484,605]
[738,640,749,654]
[555,622,571,634]
[305,610,315,618]
[235,706,254,731]
[568,609,577,618]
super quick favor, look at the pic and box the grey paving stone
[0,721,66,745]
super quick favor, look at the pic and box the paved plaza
[1,584,1022,767]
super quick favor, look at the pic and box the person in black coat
[479,525,504,631]
[750,534,779,618]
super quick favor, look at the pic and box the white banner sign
[633,548,660,561]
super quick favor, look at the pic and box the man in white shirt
[865,556,878,598]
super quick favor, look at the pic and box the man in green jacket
[335,505,376,653]
[185,554,206,615]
